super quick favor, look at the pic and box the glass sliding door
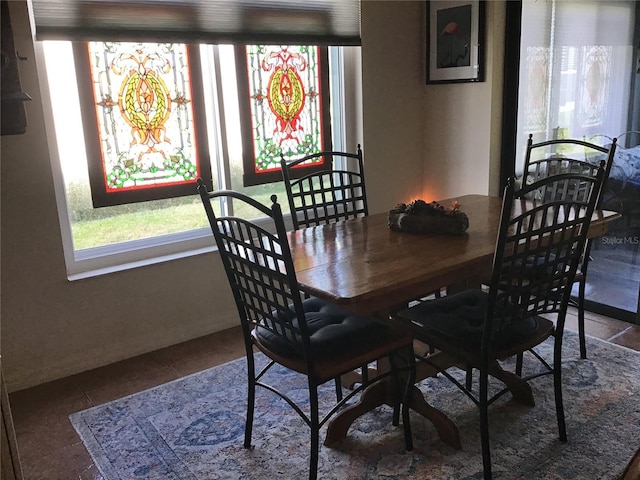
[586,132,640,322]
[509,0,640,323]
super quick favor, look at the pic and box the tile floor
[9,308,640,480]
[588,226,640,314]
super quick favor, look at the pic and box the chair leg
[309,382,320,480]
[465,366,473,390]
[402,346,416,451]
[515,352,523,376]
[388,352,402,427]
[334,377,343,402]
[244,354,256,449]
[578,278,588,359]
[553,336,568,442]
[389,354,401,426]
[361,363,369,383]
[479,367,493,480]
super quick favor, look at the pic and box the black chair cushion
[396,289,540,351]
[510,253,561,280]
[255,297,395,359]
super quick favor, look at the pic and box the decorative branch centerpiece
[388,199,469,235]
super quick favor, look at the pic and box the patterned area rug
[70,331,640,479]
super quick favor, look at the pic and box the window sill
[66,227,215,280]
[66,215,295,280]
[67,244,216,281]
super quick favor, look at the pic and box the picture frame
[426,0,485,84]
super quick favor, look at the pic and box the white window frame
[35,42,361,280]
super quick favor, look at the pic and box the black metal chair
[391,166,607,480]
[521,135,617,359]
[281,146,376,395]
[281,146,444,378]
[197,181,415,480]
[280,146,368,229]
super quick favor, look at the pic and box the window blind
[514,0,635,175]
[29,0,361,45]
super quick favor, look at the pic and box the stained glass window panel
[577,46,611,129]
[83,42,211,207]
[239,45,331,186]
[523,46,549,134]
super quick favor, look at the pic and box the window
[31,0,362,279]
[77,42,212,207]
[238,45,333,186]
[39,42,361,278]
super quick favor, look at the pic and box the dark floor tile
[582,309,636,330]
[563,312,581,333]
[71,353,180,406]
[9,378,91,461]
[161,350,243,378]
[563,308,633,343]
[150,326,244,376]
[609,326,640,351]
[587,320,634,343]
[10,377,84,415]
[20,442,101,480]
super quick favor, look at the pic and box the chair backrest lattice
[281,146,368,230]
[197,182,312,358]
[524,157,601,203]
[522,134,617,207]
[486,169,606,345]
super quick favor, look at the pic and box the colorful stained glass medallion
[87,42,200,192]
[245,45,325,173]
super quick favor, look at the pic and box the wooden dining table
[287,194,621,448]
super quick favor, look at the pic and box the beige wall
[0,1,506,392]
[362,0,505,208]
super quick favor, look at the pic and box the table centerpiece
[388,199,469,235]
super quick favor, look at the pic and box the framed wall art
[426,0,485,84]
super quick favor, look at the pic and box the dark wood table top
[288,194,621,316]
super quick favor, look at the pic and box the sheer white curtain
[515,0,635,175]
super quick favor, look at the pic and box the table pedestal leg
[487,360,535,406]
[324,380,389,447]
[407,385,462,449]
[323,377,461,450]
